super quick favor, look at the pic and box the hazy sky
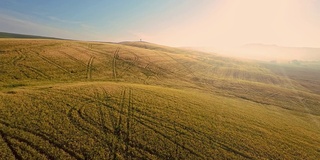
[1,0,319,48]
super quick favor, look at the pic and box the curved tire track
[0,120,84,160]
[2,133,56,159]
[113,48,120,80]
[33,51,70,74]
[0,131,23,160]
[18,64,51,79]
[86,56,95,80]
[59,51,87,67]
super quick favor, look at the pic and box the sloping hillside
[0,39,319,159]
[0,32,60,39]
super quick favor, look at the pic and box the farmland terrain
[0,32,60,40]
[0,38,319,159]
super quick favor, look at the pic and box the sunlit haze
[1,0,319,49]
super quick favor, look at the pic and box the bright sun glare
[153,0,319,49]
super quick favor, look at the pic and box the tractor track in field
[41,89,228,158]
[108,88,167,159]
[66,106,108,143]
[6,50,26,81]
[65,100,136,159]
[58,90,114,139]
[101,89,118,132]
[71,46,116,67]
[11,50,26,66]
[147,111,251,158]
[114,48,160,83]
[2,133,56,159]
[33,51,70,74]
[63,89,160,159]
[143,59,170,84]
[17,68,31,79]
[0,119,84,160]
[140,52,191,81]
[0,131,23,160]
[119,101,206,155]
[133,117,204,159]
[79,46,113,56]
[8,50,49,80]
[125,88,253,158]
[8,138,46,159]
[235,84,276,106]
[82,106,112,135]
[67,46,110,70]
[261,92,279,102]
[144,76,151,84]
[51,89,178,134]
[86,56,95,80]
[138,55,152,70]
[23,95,113,158]
[118,51,140,78]
[70,102,114,137]
[50,88,169,158]
[61,88,229,158]
[58,51,87,67]
[41,88,253,159]
[69,46,100,57]
[113,48,120,80]
[99,89,203,158]
[126,139,169,160]
[131,106,252,159]
[154,51,197,77]
[18,64,51,79]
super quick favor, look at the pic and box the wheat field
[0,39,319,159]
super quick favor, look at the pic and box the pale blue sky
[0,0,214,42]
[0,0,319,48]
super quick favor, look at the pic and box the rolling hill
[225,44,320,62]
[0,38,319,159]
[0,32,60,40]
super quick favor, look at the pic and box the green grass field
[0,38,319,159]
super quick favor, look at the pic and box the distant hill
[0,32,61,39]
[233,44,320,62]
[196,44,320,62]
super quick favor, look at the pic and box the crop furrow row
[3,133,56,159]
[130,115,204,158]
[127,139,169,159]
[0,131,23,160]
[0,119,84,160]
